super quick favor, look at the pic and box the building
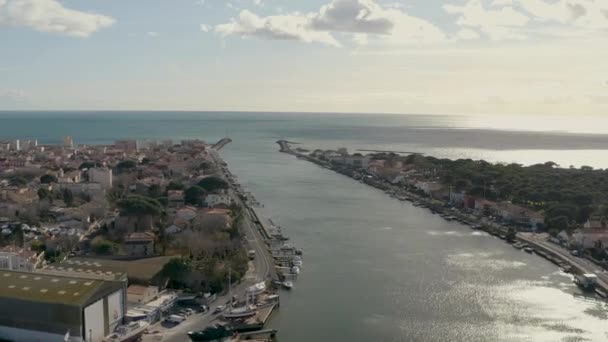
[127,285,159,305]
[167,190,184,208]
[0,270,126,342]
[0,246,44,272]
[88,168,113,189]
[205,193,232,208]
[114,140,138,152]
[124,232,156,257]
[63,136,74,148]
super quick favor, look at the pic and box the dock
[230,304,277,333]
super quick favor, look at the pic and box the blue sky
[1,0,607,115]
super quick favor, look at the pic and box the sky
[0,0,607,115]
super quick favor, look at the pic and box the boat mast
[228,266,232,309]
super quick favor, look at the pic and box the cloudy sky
[1,0,607,115]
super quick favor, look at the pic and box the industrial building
[0,270,126,342]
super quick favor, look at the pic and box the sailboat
[223,267,258,319]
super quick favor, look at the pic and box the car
[165,314,186,324]
[199,304,209,313]
[213,305,226,314]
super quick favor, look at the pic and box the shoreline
[276,140,608,299]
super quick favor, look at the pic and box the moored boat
[103,321,149,342]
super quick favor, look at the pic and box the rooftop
[56,257,173,284]
[0,269,106,306]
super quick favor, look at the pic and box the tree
[62,188,74,207]
[37,188,51,201]
[161,258,192,288]
[40,174,58,184]
[8,175,28,187]
[197,176,228,192]
[185,186,207,206]
[117,195,163,216]
[167,181,185,191]
[92,238,115,255]
[116,160,137,173]
[148,184,163,198]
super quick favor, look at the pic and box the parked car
[213,305,226,314]
[165,314,186,324]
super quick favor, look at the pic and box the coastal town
[279,140,608,297]
[0,137,301,342]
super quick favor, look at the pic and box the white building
[0,246,43,272]
[89,168,113,189]
[205,193,232,208]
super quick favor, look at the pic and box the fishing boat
[282,281,294,290]
[523,247,534,253]
[103,321,149,342]
[291,266,301,275]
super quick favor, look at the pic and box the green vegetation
[37,188,51,201]
[115,160,137,173]
[185,185,207,206]
[40,174,58,184]
[398,155,608,231]
[91,237,117,255]
[62,188,74,207]
[197,176,229,192]
[8,175,28,187]
[166,181,185,191]
[117,195,164,216]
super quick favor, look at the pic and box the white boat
[247,281,266,296]
[282,281,294,290]
[222,305,257,319]
[103,321,149,342]
[291,266,301,274]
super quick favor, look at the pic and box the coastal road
[142,151,275,342]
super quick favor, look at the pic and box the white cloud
[215,9,342,46]
[200,24,211,32]
[214,0,445,47]
[309,0,394,34]
[444,0,530,40]
[147,31,159,37]
[252,0,263,6]
[0,0,115,37]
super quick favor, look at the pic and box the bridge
[211,137,232,150]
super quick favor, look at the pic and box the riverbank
[276,140,608,298]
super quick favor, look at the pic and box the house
[127,285,159,305]
[494,202,544,228]
[414,181,443,196]
[205,193,231,208]
[0,245,44,271]
[571,230,608,249]
[88,168,113,189]
[176,207,197,222]
[167,190,185,208]
[124,232,156,257]
[584,217,608,230]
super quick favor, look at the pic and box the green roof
[60,256,173,284]
[0,270,105,306]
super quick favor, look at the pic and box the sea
[1,111,608,341]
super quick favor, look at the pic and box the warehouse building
[0,270,126,342]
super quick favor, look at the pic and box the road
[143,149,274,342]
